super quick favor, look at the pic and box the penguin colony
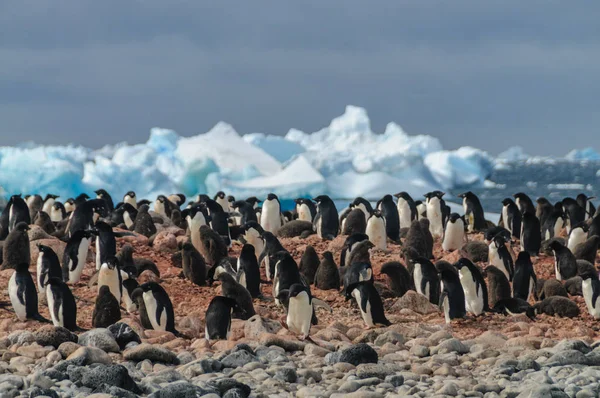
[1,189,599,344]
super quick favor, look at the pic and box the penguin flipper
[312,298,333,313]
[114,231,136,238]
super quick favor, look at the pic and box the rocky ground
[0,224,600,397]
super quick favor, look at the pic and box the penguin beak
[589,197,596,200]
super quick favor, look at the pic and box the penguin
[500,198,522,239]
[313,195,339,240]
[205,296,238,341]
[458,191,486,232]
[276,284,315,340]
[365,210,387,250]
[271,251,304,306]
[461,241,489,263]
[533,296,580,318]
[351,197,373,224]
[403,220,431,260]
[258,232,286,281]
[121,276,139,313]
[339,233,369,268]
[299,245,320,285]
[64,198,76,213]
[183,204,208,253]
[239,221,265,261]
[231,200,258,225]
[123,191,137,209]
[46,277,78,331]
[314,251,340,291]
[567,223,588,252]
[577,193,596,220]
[493,298,535,320]
[34,211,56,234]
[92,285,121,328]
[294,198,316,222]
[415,200,427,220]
[41,194,60,215]
[236,244,261,298]
[393,192,417,230]
[513,193,535,215]
[512,251,537,301]
[98,257,123,302]
[36,244,62,294]
[338,207,352,233]
[276,220,313,238]
[442,213,467,252]
[27,195,43,222]
[539,279,568,300]
[154,195,175,218]
[170,209,184,229]
[133,282,179,335]
[410,257,440,305]
[342,208,367,235]
[260,193,283,234]
[50,202,67,222]
[485,265,512,308]
[9,263,49,322]
[439,268,466,323]
[67,199,106,238]
[1,222,30,271]
[380,261,413,297]
[121,203,138,230]
[346,281,391,328]
[580,266,600,319]
[549,240,578,281]
[536,197,555,231]
[8,195,31,233]
[217,272,256,320]
[181,242,207,287]
[203,200,231,247]
[573,236,600,264]
[62,230,93,284]
[454,258,489,315]
[93,221,116,271]
[131,204,156,238]
[245,196,261,209]
[95,189,114,212]
[424,191,445,238]
[168,193,186,209]
[542,203,565,240]
[564,276,584,297]
[562,197,586,233]
[520,211,541,256]
[199,225,229,267]
[346,240,374,267]
[488,234,514,282]
[375,194,400,242]
[206,258,237,284]
[484,227,511,244]
[590,213,600,239]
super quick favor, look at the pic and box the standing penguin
[50,202,67,222]
[239,221,265,261]
[123,191,137,209]
[380,261,413,297]
[365,210,387,250]
[8,195,31,233]
[411,257,440,305]
[62,230,93,284]
[573,236,600,264]
[536,197,555,231]
[442,213,467,252]
[41,194,59,215]
[577,193,596,220]
[513,193,535,215]
[231,200,258,225]
[9,263,49,322]
[204,200,231,247]
[258,232,286,281]
[46,277,78,331]
[95,189,115,212]
[458,191,486,232]
[567,223,588,252]
[489,234,514,282]
[36,244,62,294]
[520,212,541,256]
[549,241,578,281]
[500,198,522,239]
[313,195,339,240]
[342,208,367,235]
[92,285,122,328]
[205,296,238,341]
[439,268,466,323]
[393,192,417,230]
[133,204,157,238]
[294,198,316,222]
[94,221,116,271]
[376,194,400,242]
[351,197,373,224]
[339,233,369,268]
[236,244,261,298]
[455,258,489,316]
[562,197,586,233]
[181,243,207,287]
[314,251,340,291]
[580,267,600,319]
[63,198,76,214]
[67,199,106,238]
[485,265,512,308]
[346,281,391,328]
[1,222,30,271]
[34,211,56,234]
[260,193,283,234]
[271,251,303,306]
[542,203,565,240]
[133,282,179,335]
[122,277,140,314]
[185,204,208,254]
[277,284,315,340]
[512,251,537,301]
[299,245,320,285]
[424,191,446,238]
[98,257,123,303]
[154,195,175,218]
[214,191,230,213]
[415,200,427,220]
[121,203,138,230]
[26,194,43,221]
[217,273,256,320]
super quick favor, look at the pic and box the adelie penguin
[299,245,320,284]
[231,200,257,225]
[133,204,157,238]
[542,202,565,240]
[154,195,175,218]
[489,234,514,282]
[365,210,387,250]
[493,298,535,320]
[567,223,588,252]
[458,191,486,232]
[41,194,60,215]
[258,231,286,282]
[239,221,264,261]
[8,195,31,233]
[122,277,140,313]
[415,200,427,220]
[513,193,535,215]
[485,265,512,308]
[455,258,489,316]
[92,285,122,328]
[313,195,339,240]
[1,222,30,271]
[260,193,283,234]
[198,225,228,267]
[236,244,261,298]
[294,198,316,222]
[277,284,322,340]
[342,208,367,235]
[181,242,207,287]
[46,277,79,331]
[50,202,67,222]
[393,192,417,230]
[36,244,62,294]
[205,296,238,341]
[549,240,578,281]
[562,197,586,233]
[184,204,208,253]
[213,191,230,213]
[442,213,467,252]
[573,236,600,264]
[512,251,537,301]
[376,194,400,242]
[271,251,304,306]
[411,257,440,305]
[500,198,521,239]
[9,263,50,323]
[132,282,179,335]
[95,189,115,212]
[339,233,369,268]
[98,257,123,303]
[536,197,554,232]
[204,200,231,247]
[346,281,391,328]
[520,211,541,256]
[314,251,340,291]
[121,203,138,230]
[217,272,256,320]
[123,191,137,209]
[424,191,446,238]
[34,211,56,234]
[439,268,466,324]
[67,199,106,238]
[380,261,413,297]
[62,230,93,284]
[577,193,596,220]
[351,197,373,224]
[94,221,116,271]
[580,266,600,319]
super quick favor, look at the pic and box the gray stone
[374,331,406,346]
[410,345,430,357]
[148,381,217,397]
[275,368,297,383]
[339,381,361,393]
[0,375,24,389]
[547,350,589,366]
[433,338,469,354]
[78,329,120,353]
[356,363,395,379]
[34,326,78,348]
[123,343,178,364]
[385,375,404,387]
[81,364,141,394]
[221,350,258,368]
[7,330,35,346]
[327,343,378,366]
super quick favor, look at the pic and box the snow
[0,105,598,203]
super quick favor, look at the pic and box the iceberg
[496,146,530,162]
[424,147,494,189]
[565,148,600,162]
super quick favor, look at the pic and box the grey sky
[1,1,598,155]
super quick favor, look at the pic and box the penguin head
[138,204,150,214]
[98,285,112,296]
[37,244,52,254]
[536,197,551,206]
[322,251,335,263]
[548,240,565,252]
[453,258,474,271]
[287,283,308,299]
[227,195,235,203]
[266,193,278,202]
[125,191,136,199]
[393,192,413,202]
[214,191,226,200]
[103,257,120,270]
[172,193,186,206]
[457,191,473,200]
[53,202,66,211]
[578,260,598,280]
[313,195,331,204]
[15,222,30,232]
[425,191,445,200]
[156,195,167,203]
[66,198,75,205]
[370,209,383,219]
[245,197,261,208]
[95,189,109,199]
[204,199,224,214]
[76,193,90,202]
[448,213,462,223]
[44,194,59,200]
[492,234,508,248]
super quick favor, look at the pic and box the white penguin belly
[124,196,137,208]
[69,238,90,284]
[397,201,411,229]
[553,218,564,238]
[442,221,464,251]
[123,289,137,313]
[143,291,166,331]
[99,266,122,302]
[260,201,282,234]
[46,289,63,327]
[287,293,312,337]
[95,238,101,271]
[554,257,561,281]
[502,206,509,231]
[123,212,133,229]
[316,216,323,239]
[9,273,27,321]
[352,289,374,328]
[414,264,424,297]
[426,199,444,238]
[459,269,483,315]
[442,295,451,324]
[36,253,46,293]
[297,204,312,222]
[50,207,63,222]
[582,280,600,319]
[42,199,55,215]
[366,217,386,250]
[568,230,586,252]
[154,201,166,217]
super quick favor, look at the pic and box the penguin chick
[573,236,600,264]
[199,225,229,267]
[181,242,207,287]
[314,251,340,291]
[205,296,238,341]
[92,285,122,328]
[299,245,320,285]
[534,296,580,318]
[342,208,367,235]
[217,273,256,320]
[485,265,512,308]
[380,261,413,297]
[133,204,157,238]
[1,222,30,270]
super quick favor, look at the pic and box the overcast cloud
[1,1,598,155]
